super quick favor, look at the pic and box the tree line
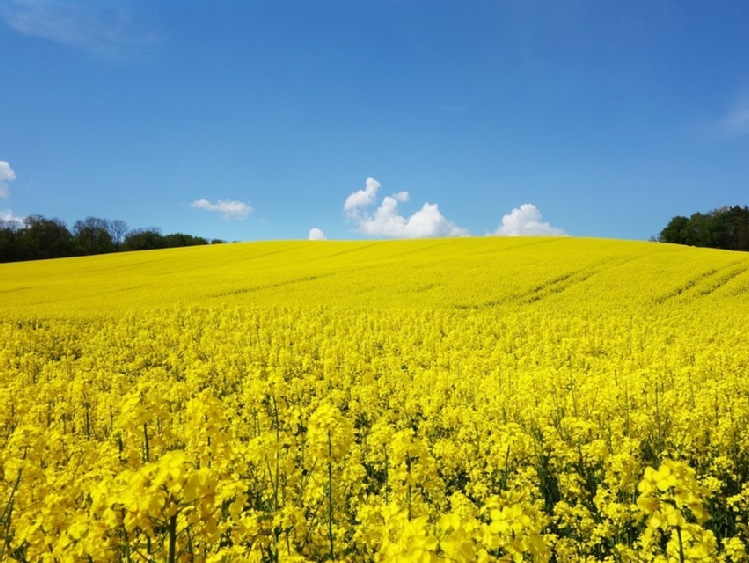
[658,206,749,251]
[0,215,223,263]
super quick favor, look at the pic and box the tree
[0,214,216,262]
[0,222,22,263]
[658,206,749,251]
[722,206,749,250]
[20,215,73,260]
[684,212,712,247]
[123,228,163,251]
[658,216,690,245]
[161,233,208,248]
[108,220,129,249]
[73,216,115,256]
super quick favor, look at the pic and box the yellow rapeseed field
[2,237,749,561]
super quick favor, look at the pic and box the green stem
[0,449,26,561]
[120,508,132,563]
[676,525,685,563]
[143,423,150,463]
[407,454,412,521]
[270,396,281,556]
[327,429,334,561]
[168,511,178,563]
[85,405,91,439]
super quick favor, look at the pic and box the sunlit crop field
[2,237,749,561]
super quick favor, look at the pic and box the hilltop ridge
[1,237,747,316]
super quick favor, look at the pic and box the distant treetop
[0,214,221,263]
[658,206,749,251]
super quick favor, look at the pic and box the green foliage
[0,215,209,263]
[73,216,116,256]
[123,229,209,251]
[21,215,74,260]
[659,206,749,251]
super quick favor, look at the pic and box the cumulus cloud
[191,198,252,220]
[1,0,159,58]
[493,204,566,236]
[308,227,326,241]
[344,177,468,238]
[0,161,15,198]
[344,177,381,211]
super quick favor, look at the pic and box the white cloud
[344,177,381,212]
[0,209,25,226]
[344,177,469,238]
[493,204,565,236]
[0,161,16,199]
[1,0,158,58]
[191,198,252,220]
[308,227,326,241]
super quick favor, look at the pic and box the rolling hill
[1,237,747,316]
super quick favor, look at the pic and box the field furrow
[2,237,749,561]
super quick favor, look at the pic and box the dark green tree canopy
[73,216,115,256]
[0,215,217,263]
[658,206,749,251]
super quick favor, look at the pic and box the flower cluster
[2,238,749,560]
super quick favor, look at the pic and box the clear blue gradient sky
[2,1,748,242]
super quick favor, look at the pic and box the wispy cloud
[0,208,25,226]
[1,0,159,58]
[493,204,565,236]
[191,199,253,220]
[0,161,16,199]
[695,90,749,140]
[708,105,749,138]
[308,227,326,241]
[344,177,469,238]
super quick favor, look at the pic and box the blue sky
[2,1,748,242]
